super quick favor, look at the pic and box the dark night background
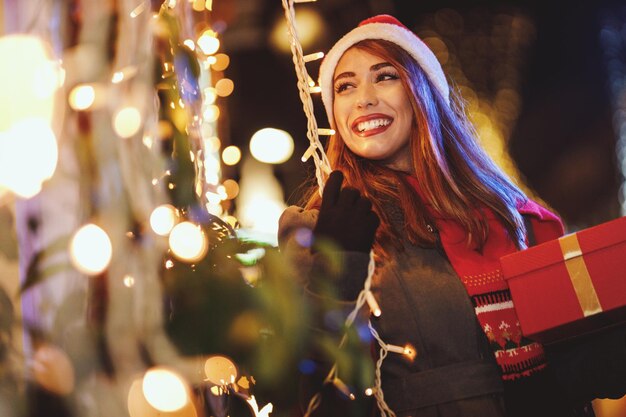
[212,0,626,230]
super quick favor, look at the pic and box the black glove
[313,171,380,253]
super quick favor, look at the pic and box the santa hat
[318,14,449,128]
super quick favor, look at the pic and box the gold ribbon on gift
[558,233,603,317]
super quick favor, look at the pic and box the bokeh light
[113,106,142,138]
[197,30,220,55]
[142,367,189,412]
[249,128,294,164]
[202,105,220,123]
[168,221,208,262]
[0,35,64,142]
[203,87,217,104]
[215,78,234,97]
[204,356,238,385]
[270,8,325,53]
[203,136,221,153]
[149,204,178,236]
[69,224,113,275]
[222,145,241,166]
[183,39,196,51]
[0,118,58,198]
[0,35,60,131]
[212,53,230,71]
[68,84,96,110]
[222,179,239,199]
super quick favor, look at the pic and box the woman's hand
[313,171,380,253]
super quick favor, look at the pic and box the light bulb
[168,221,208,262]
[142,367,188,412]
[150,204,178,236]
[249,128,294,164]
[204,356,237,385]
[68,84,96,110]
[69,224,112,275]
[222,146,241,166]
[113,106,142,138]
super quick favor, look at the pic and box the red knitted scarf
[406,176,564,380]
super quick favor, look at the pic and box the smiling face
[332,47,415,171]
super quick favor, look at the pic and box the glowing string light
[281,0,396,415]
[142,367,189,412]
[69,224,113,275]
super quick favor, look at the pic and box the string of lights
[279,1,422,415]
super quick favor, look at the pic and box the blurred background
[1,0,626,416]
[208,0,626,238]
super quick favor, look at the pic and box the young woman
[278,14,626,417]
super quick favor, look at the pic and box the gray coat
[278,205,507,417]
[278,204,620,417]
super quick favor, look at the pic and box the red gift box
[500,216,626,344]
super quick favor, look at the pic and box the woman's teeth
[357,118,391,133]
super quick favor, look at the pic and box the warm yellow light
[197,31,220,55]
[203,136,221,153]
[201,123,214,138]
[142,367,189,412]
[113,106,142,138]
[203,87,217,104]
[123,275,135,287]
[222,179,239,199]
[403,343,417,361]
[224,215,238,228]
[169,221,208,262]
[183,39,196,51]
[69,224,112,275]
[0,118,58,198]
[212,53,230,71]
[270,8,325,53]
[0,35,60,131]
[192,0,204,12]
[69,84,95,110]
[241,196,284,235]
[33,60,62,100]
[204,56,218,69]
[130,2,146,18]
[128,377,198,417]
[202,105,220,122]
[205,191,223,205]
[204,154,221,175]
[249,128,294,164]
[112,66,138,83]
[204,356,237,385]
[150,204,178,236]
[215,78,234,97]
[206,202,223,216]
[222,145,241,166]
[142,135,153,149]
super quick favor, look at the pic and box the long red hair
[303,39,527,256]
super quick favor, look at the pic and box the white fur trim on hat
[318,18,450,128]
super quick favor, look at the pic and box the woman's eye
[334,82,353,93]
[376,72,399,82]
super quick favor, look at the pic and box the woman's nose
[356,84,378,109]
